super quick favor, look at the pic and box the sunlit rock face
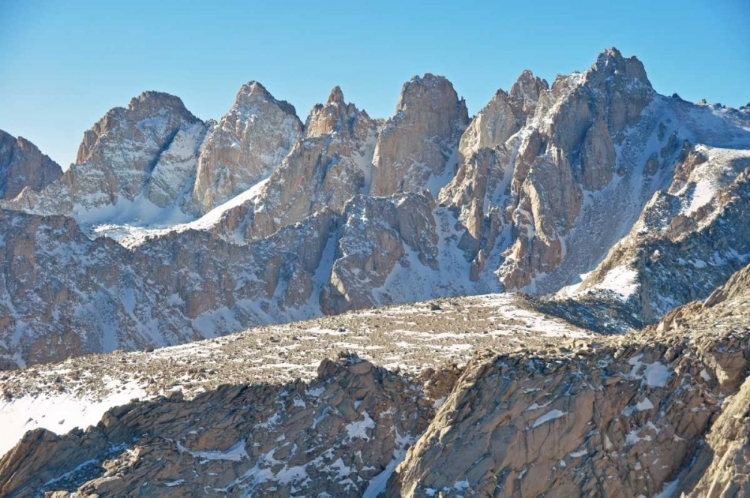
[372,73,469,197]
[188,81,303,214]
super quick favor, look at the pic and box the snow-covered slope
[563,101,750,322]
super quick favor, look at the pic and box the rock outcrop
[683,373,750,496]
[205,86,378,242]
[0,356,442,497]
[571,129,750,324]
[0,206,339,368]
[0,130,62,200]
[3,83,303,224]
[387,262,750,496]
[1,47,749,370]
[321,193,440,314]
[0,192,484,369]
[439,47,750,309]
[487,50,654,290]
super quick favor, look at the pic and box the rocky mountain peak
[0,130,63,200]
[304,86,372,140]
[233,80,299,118]
[397,73,468,121]
[372,73,469,196]
[188,81,303,214]
[327,85,345,105]
[126,91,195,117]
[243,80,268,95]
[588,47,652,89]
[456,88,518,161]
[508,69,549,125]
[76,90,200,166]
[0,90,211,219]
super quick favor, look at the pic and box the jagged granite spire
[372,73,469,196]
[188,81,303,214]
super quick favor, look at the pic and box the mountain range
[1,48,748,370]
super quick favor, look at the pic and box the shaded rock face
[0,209,134,367]
[0,130,62,200]
[188,82,303,214]
[575,146,750,324]
[372,74,469,196]
[0,207,340,368]
[66,92,206,212]
[684,373,750,497]
[321,193,440,314]
[0,191,463,368]
[0,357,444,497]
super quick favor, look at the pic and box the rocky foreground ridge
[0,261,749,497]
[0,47,748,370]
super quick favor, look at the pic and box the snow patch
[345,412,375,440]
[532,409,567,428]
[177,440,248,462]
[0,380,146,457]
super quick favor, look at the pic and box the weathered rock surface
[683,372,750,497]
[3,83,303,224]
[187,82,303,214]
[388,262,750,496]
[0,206,340,368]
[0,191,484,369]
[372,74,469,196]
[0,357,442,497]
[1,48,749,371]
[439,48,750,312]
[0,130,62,200]
[572,140,750,324]
[441,48,659,293]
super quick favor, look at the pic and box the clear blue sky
[1,0,748,168]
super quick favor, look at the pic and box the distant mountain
[1,47,749,368]
[0,130,62,200]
